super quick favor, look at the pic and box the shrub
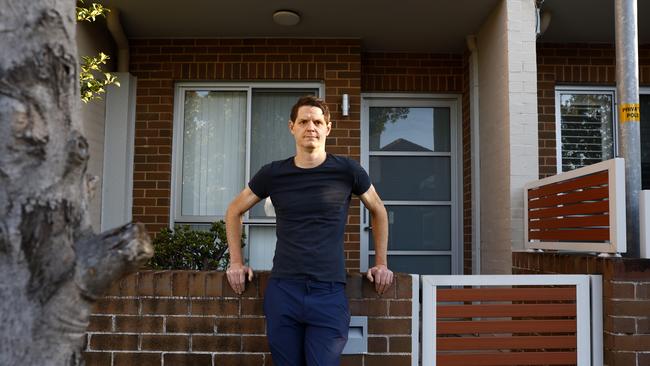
[148,220,245,270]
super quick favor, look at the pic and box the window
[555,87,616,172]
[172,83,322,268]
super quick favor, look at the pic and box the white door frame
[360,93,463,275]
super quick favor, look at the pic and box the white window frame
[170,81,324,228]
[554,86,618,174]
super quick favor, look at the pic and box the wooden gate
[422,275,602,366]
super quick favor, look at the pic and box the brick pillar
[513,252,650,365]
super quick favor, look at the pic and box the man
[225,96,392,366]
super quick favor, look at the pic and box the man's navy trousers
[263,278,350,366]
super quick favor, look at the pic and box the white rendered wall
[101,73,136,231]
[476,0,538,273]
[76,20,115,232]
[81,101,106,232]
[477,0,510,274]
[506,0,539,254]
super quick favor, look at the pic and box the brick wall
[513,252,650,366]
[129,38,363,270]
[536,43,650,178]
[361,52,463,92]
[84,271,414,366]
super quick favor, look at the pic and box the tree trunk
[0,1,153,365]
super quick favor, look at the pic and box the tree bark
[0,1,153,365]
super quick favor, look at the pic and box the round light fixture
[273,10,300,26]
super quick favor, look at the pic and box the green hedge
[148,220,245,270]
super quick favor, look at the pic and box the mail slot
[342,316,367,354]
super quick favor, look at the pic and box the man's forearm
[370,206,389,266]
[225,207,245,265]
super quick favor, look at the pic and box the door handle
[364,226,373,232]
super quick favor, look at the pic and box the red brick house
[77,0,650,365]
[85,0,530,277]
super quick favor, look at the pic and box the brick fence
[83,271,414,366]
[513,252,650,366]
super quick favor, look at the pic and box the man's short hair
[290,95,331,124]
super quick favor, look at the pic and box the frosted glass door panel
[370,255,451,275]
[370,205,451,251]
[369,156,451,201]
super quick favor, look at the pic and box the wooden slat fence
[524,158,626,254]
[422,275,603,366]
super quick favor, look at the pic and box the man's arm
[359,185,393,295]
[225,187,262,294]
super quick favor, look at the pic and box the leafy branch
[80,53,120,103]
[77,1,119,103]
[76,0,109,22]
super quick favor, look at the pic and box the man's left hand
[366,265,394,295]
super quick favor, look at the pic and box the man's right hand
[226,263,254,295]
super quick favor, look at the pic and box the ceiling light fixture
[273,10,300,26]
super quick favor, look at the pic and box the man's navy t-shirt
[248,154,371,283]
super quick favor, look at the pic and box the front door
[360,95,461,275]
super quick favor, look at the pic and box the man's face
[289,105,331,151]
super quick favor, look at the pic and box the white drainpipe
[106,8,129,72]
